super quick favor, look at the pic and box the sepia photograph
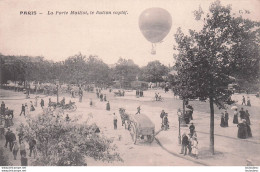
[0,0,259,170]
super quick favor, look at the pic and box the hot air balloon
[139,8,172,55]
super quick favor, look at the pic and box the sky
[0,0,259,67]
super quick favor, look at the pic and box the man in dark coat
[160,110,166,123]
[189,123,195,136]
[242,96,246,105]
[20,104,26,116]
[106,101,110,111]
[136,106,141,114]
[180,133,189,155]
[9,130,16,151]
[40,99,44,108]
[5,128,11,148]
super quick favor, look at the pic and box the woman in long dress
[245,110,251,125]
[220,113,225,127]
[237,119,248,139]
[191,136,199,159]
[233,109,239,124]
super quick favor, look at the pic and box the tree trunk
[209,96,214,155]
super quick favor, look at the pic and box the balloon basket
[151,44,156,55]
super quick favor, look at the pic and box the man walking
[5,128,11,148]
[9,130,16,151]
[113,113,117,130]
[29,138,37,158]
[242,96,246,105]
[20,104,26,116]
[40,99,44,109]
[136,106,141,114]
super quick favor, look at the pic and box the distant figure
[224,111,229,127]
[9,130,16,151]
[100,94,103,102]
[30,101,35,111]
[104,94,107,101]
[12,141,19,160]
[20,141,26,157]
[220,113,225,127]
[189,123,195,136]
[247,97,251,106]
[136,106,141,114]
[160,110,166,123]
[90,99,93,106]
[1,101,5,115]
[237,120,248,139]
[20,104,26,116]
[242,96,246,105]
[29,138,37,158]
[233,109,239,124]
[240,108,246,120]
[155,93,158,101]
[106,101,110,111]
[162,113,169,130]
[40,99,44,109]
[48,98,52,107]
[5,128,11,149]
[60,97,65,106]
[113,113,117,130]
[66,114,70,122]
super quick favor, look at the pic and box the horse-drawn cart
[119,108,155,144]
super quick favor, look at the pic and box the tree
[140,60,169,83]
[113,58,140,88]
[18,112,122,166]
[174,0,260,154]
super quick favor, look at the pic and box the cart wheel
[147,130,155,143]
[130,123,137,144]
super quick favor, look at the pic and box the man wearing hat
[9,129,16,151]
[4,128,11,149]
[189,123,195,137]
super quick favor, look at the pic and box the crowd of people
[219,95,253,140]
[180,123,198,159]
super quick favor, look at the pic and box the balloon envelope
[139,8,172,43]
